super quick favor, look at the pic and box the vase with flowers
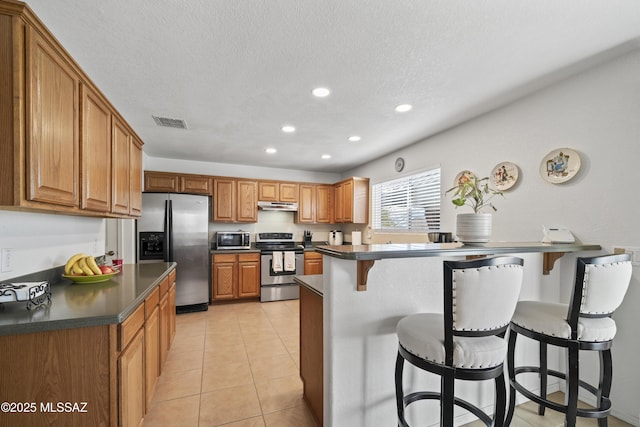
[446,171,503,243]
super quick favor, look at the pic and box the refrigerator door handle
[164,199,173,262]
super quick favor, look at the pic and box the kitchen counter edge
[0,262,177,336]
[294,274,323,297]
[315,241,601,260]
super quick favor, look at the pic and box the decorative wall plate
[539,148,581,184]
[453,170,474,186]
[490,162,519,191]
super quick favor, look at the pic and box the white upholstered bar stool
[395,256,524,427]
[506,253,632,427]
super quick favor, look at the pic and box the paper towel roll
[351,231,362,245]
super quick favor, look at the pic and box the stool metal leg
[565,342,580,427]
[597,349,612,427]
[539,341,547,416]
[494,372,506,427]
[395,351,409,427]
[506,328,518,426]
[441,370,455,426]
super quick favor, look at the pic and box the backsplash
[208,211,340,244]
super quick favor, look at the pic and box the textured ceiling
[25,0,640,173]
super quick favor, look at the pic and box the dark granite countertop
[294,274,323,296]
[0,262,176,336]
[315,241,601,260]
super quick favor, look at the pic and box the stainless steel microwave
[215,231,251,250]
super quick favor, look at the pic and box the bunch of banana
[64,253,103,276]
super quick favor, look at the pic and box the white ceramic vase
[455,213,492,244]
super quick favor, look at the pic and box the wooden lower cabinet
[119,328,145,427]
[304,251,323,275]
[300,285,323,426]
[0,268,177,427]
[212,253,260,300]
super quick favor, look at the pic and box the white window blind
[372,168,441,231]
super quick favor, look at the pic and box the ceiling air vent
[152,115,188,129]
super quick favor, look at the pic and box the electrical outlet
[1,248,14,273]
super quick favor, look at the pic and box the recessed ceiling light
[265,148,277,154]
[395,104,413,113]
[282,125,296,133]
[321,154,331,159]
[312,87,331,98]
[348,135,361,142]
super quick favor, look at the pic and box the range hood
[257,201,298,211]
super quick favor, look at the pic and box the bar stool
[395,256,524,426]
[506,253,632,427]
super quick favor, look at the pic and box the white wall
[344,47,640,424]
[0,211,105,282]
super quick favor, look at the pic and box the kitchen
[1,0,640,426]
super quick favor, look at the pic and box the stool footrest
[403,391,493,426]
[510,366,612,418]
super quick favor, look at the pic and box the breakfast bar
[314,241,600,426]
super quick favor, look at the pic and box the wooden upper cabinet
[334,177,369,224]
[144,171,211,195]
[213,178,257,223]
[316,185,333,223]
[179,175,211,195]
[258,182,279,202]
[258,181,298,202]
[111,117,131,215]
[144,171,179,192]
[213,178,236,222]
[129,138,143,216]
[237,180,258,222]
[0,7,143,218]
[80,84,111,212]
[280,183,299,202]
[297,184,315,223]
[26,27,79,207]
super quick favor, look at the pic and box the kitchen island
[314,242,601,426]
[0,262,177,427]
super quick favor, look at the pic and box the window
[372,168,441,232]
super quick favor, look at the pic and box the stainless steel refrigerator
[137,193,210,312]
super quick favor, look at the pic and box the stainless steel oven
[255,232,304,302]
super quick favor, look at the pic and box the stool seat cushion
[512,301,617,342]
[397,313,507,369]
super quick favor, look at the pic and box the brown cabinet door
[334,183,344,223]
[144,305,159,411]
[144,171,179,193]
[26,28,79,207]
[279,183,299,202]
[238,260,260,298]
[316,185,333,223]
[111,117,131,214]
[180,175,211,195]
[159,294,170,369]
[80,84,111,212]
[119,328,145,427]
[237,180,257,222]
[304,252,323,275]
[168,281,176,346]
[297,184,315,223]
[342,180,354,223]
[212,260,236,300]
[213,178,236,222]
[129,139,143,216]
[258,181,279,201]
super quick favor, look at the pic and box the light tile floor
[142,300,633,427]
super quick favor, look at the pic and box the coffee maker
[303,230,313,247]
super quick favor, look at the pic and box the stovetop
[255,232,302,252]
